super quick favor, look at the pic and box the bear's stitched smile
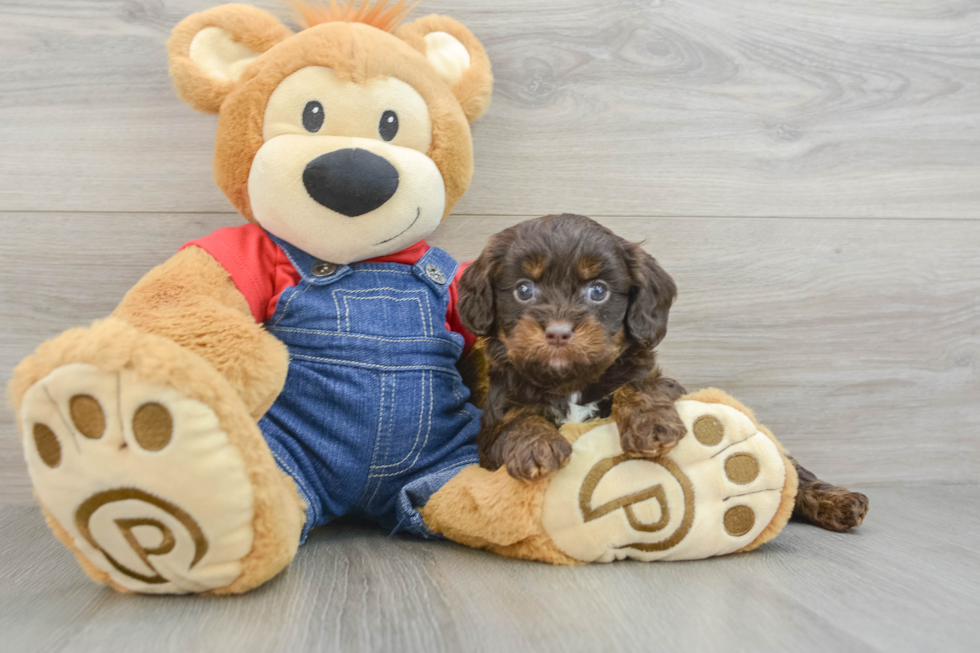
[376,206,421,245]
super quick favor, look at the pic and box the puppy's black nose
[302,149,399,217]
[545,323,574,347]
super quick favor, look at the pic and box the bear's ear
[396,15,493,122]
[167,4,294,113]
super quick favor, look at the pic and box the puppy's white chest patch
[559,393,599,425]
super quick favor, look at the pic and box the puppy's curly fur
[458,214,686,480]
[792,458,870,531]
[458,213,869,533]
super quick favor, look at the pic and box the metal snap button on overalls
[311,261,338,277]
[425,263,446,285]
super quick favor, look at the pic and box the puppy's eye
[303,101,324,133]
[587,282,609,303]
[379,110,399,141]
[514,280,535,302]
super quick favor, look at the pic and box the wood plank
[2,212,978,503]
[1,1,979,217]
[1,486,978,652]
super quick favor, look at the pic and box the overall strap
[411,247,459,299]
[266,232,353,287]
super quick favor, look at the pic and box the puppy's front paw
[501,423,572,481]
[616,407,686,459]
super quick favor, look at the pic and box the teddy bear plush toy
[9,1,799,595]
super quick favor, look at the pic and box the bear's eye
[303,101,324,133]
[379,110,399,141]
[514,280,535,302]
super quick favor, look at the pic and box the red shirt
[181,224,475,353]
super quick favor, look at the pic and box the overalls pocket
[332,287,435,337]
[365,369,434,480]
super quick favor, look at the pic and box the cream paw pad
[542,399,794,562]
[20,363,256,593]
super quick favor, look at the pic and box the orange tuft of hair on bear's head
[286,0,420,33]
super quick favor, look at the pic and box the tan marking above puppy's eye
[522,255,546,280]
[577,255,602,280]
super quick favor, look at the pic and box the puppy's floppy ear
[457,235,506,337]
[397,15,493,122]
[168,4,293,113]
[625,243,677,349]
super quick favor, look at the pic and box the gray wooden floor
[1,1,978,651]
[3,486,979,653]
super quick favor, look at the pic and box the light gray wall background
[1,3,979,652]
[2,0,976,501]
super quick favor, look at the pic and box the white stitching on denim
[364,374,392,505]
[414,371,435,470]
[367,373,400,504]
[389,460,477,515]
[270,449,311,500]
[385,374,397,464]
[267,327,457,347]
[269,448,317,519]
[422,293,433,334]
[449,375,471,417]
[333,287,435,335]
[380,374,398,471]
[271,281,312,327]
[290,353,458,374]
[380,458,478,517]
[370,371,434,479]
[449,374,462,403]
[352,269,413,275]
[342,295,427,335]
[368,374,387,470]
[332,287,342,332]
[337,286,433,335]
[337,287,427,293]
[331,287,437,335]
[371,370,425,472]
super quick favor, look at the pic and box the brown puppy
[459,213,869,532]
[458,214,687,481]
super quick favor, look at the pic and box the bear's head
[168,1,492,264]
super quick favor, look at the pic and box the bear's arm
[112,245,289,419]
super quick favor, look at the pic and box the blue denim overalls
[258,235,480,541]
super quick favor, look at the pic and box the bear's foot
[21,363,260,593]
[542,400,796,562]
[12,319,305,594]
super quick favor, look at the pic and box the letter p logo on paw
[75,488,208,586]
[543,423,697,562]
[20,364,257,593]
[543,401,788,563]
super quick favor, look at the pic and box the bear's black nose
[302,149,399,217]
